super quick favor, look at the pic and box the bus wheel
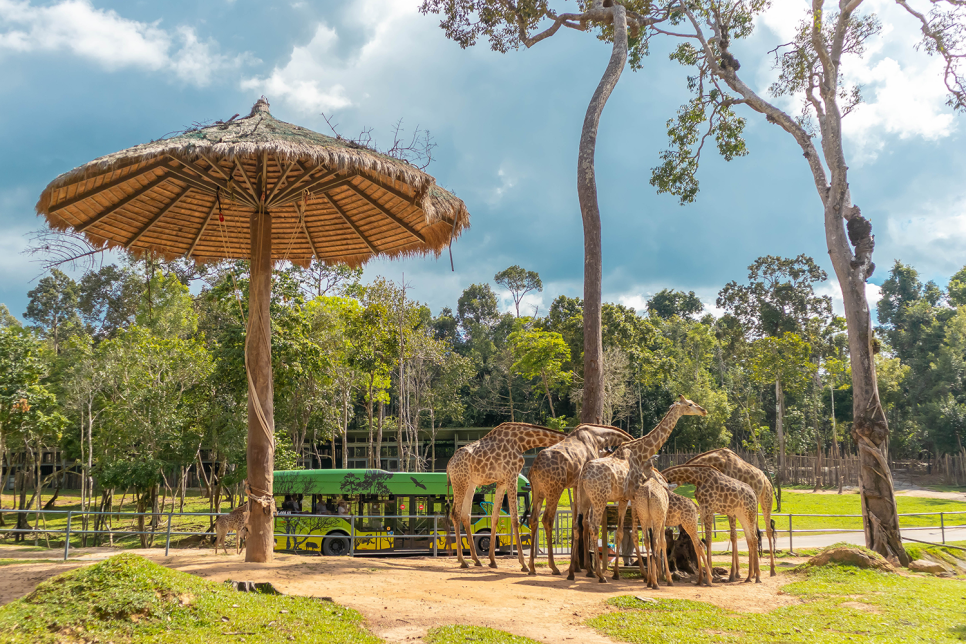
[323,533,350,556]
[476,531,496,553]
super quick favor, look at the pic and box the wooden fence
[655,449,966,488]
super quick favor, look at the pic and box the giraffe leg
[544,490,563,575]
[658,523,673,587]
[631,510,647,581]
[566,507,581,581]
[569,490,583,573]
[460,487,483,568]
[739,514,761,583]
[612,500,627,580]
[451,488,468,568]
[703,513,714,583]
[682,520,709,587]
[584,505,597,579]
[763,504,776,577]
[728,516,739,582]
[506,479,528,572]
[527,490,544,576]
[488,484,506,568]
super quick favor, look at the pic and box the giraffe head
[673,394,708,417]
[623,455,664,498]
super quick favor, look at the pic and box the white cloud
[885,193,966,276]
[756,0,957,162]
[240,24,352,113]
[240,0,429,115]
[0,0,247,86]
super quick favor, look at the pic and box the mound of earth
[799,544,897,573]
[0,552,376,644]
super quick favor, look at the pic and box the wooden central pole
[246,205,275,563]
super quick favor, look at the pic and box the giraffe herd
[448,395,773,587]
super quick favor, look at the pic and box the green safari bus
[272,469,532,556]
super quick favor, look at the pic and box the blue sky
[1,0,964,321]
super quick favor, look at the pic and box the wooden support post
[246,206,275,563]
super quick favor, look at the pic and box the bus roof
[273,469,530,497]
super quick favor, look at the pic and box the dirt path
[0,548,801,643]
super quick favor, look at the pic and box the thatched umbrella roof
[36,97,469,267]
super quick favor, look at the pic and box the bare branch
[23,228,107,273]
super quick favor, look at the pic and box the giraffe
[214,504,250,555]
[660,464,761,583]
[627,471,671,589]
[447,422,566,570]
[664,490,712,586]
[567,395,708,582]
[526,424,633,576]
[685,448,777,577]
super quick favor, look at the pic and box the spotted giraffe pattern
[685,448,777,577]
[214,504,250,555]
[447,422,566,571]
[567,396,708,583]
[526,424,633,576]
[661,464,761,583]
[665,490,711,586]
[627,473,671,589]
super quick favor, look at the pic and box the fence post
[433,515,438,558]
[164,513,174,556]
[940,512,945,544]
[788,514,794,555]
[63,511,73,562]
[350,514,355,557]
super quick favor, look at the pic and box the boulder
[800,546,897,573]
[908,559,950,574]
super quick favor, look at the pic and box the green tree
[495,265,543,317]
[0,304,20,328]
[647,289,704,320]
[508,321,572,419]
[25,269,80,354]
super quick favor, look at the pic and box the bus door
[394,496,411,551]
[410,496,432,549]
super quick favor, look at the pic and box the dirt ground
[804,485,966,501]
[0,547,803,643]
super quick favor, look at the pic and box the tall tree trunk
[541,370,556,418]
[577,4,627,424]
[775,377,786,483]
[828,204,908,564]
[246,201,276,563]
[376,400,384,470]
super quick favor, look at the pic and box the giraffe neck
[516,427,566,451]
[662,465,713,486]
[629,405,686,460]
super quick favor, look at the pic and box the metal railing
[0,507,963,561]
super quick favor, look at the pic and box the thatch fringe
[35,100,469,268]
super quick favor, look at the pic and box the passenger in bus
[337,499,349,515]
[281,494,298,513]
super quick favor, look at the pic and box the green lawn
[0,552,379,644]
[590,561,966,643]
[1,489,235,550]
[670,486,966,536]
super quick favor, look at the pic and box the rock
[633,596,658,603]
[801,546,897,573]
[909,559,950,574]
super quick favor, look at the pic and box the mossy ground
[425,625,541,644]
[0,552,379,643]
[590,557,966,643]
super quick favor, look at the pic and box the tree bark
[246,204,275,563]
[578,4,627,424]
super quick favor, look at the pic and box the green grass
[669,486,966,537]
[425,625,540,644]
[590,558,966,643]
[0,552,379,643]
[1,489,233,551]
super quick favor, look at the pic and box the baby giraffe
[661,464,761,583]
[626,468,671,589]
